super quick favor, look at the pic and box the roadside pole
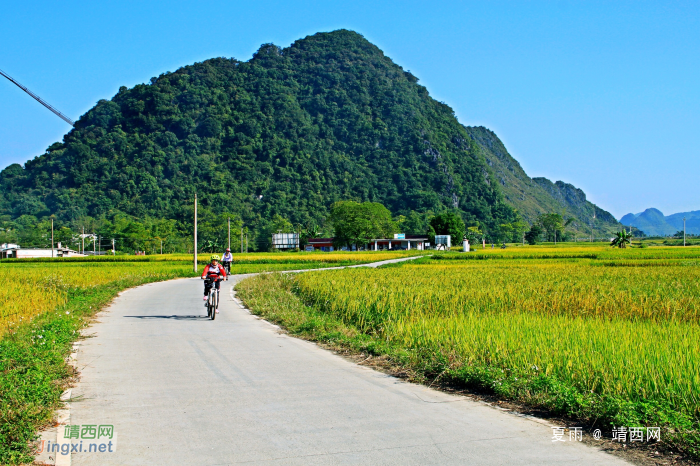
[241,227,243,253]
[82,226,85,254]
[112,239,115,255]
[194,193,198,273]
[684,217,686,247]
[51,218,54,258]
[228,218,231,250]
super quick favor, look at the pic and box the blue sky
[1,0,698,218]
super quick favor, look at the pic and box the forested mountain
[0,29,618,249]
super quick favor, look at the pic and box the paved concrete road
[69,265,630,465]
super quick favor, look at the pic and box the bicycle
[222,261,231,279]
[204,277,220,320]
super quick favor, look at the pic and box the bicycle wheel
[207,290,213,319]
[210,288,217,320]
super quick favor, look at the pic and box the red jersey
[201,263,227,279]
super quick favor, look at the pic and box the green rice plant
[288,251,700,448]
[0,254,403,335]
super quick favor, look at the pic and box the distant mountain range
[619,208,700,236]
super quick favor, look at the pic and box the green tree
[538,213,565,242]
[510,220,529,244]
[429,211,465,245]
[610,230,632,248]
[525,224,543,245]
[464,226,483,244]
[196,208,242,253]
[402,210,434,235]
[299,221,322,248]
[329,201,396,248]
[497,223,514,243]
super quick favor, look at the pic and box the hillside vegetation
[0,30,618,245]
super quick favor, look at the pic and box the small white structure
[463,239,470,252]
[271,233,299,250]
[434,235,451,250]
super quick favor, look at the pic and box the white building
[0,245,85,259]
[369,234,429,251]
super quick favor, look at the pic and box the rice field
[0,262,192,335]
[0,250,423,335]
[282,246,700,441]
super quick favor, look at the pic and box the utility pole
[161,238,163,254]
[241,226,244,254]
[98,236,101,254]
[592,211,596,243]
[228,218,231,250]
[82,226,85,254]
[112,239,115,255]
[194,193,198,273]
[684,217,687,247]
[246,232,248,253]
[93,234,96,253]
[51,218,54,258]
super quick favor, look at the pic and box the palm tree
[305,222,322,239]
[610,230,632,248]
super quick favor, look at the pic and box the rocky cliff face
[464,126,619,234]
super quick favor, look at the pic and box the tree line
[2,200,570,253]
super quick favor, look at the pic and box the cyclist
[221,248,233,279]
[201,255,227,313]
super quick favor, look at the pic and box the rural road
[65,258,631,465]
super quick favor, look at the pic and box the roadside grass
[0,266,194,464]
[237,249,700,461]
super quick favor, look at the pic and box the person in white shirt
[221,248,233,278]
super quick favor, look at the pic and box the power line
[0,68,75,126]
